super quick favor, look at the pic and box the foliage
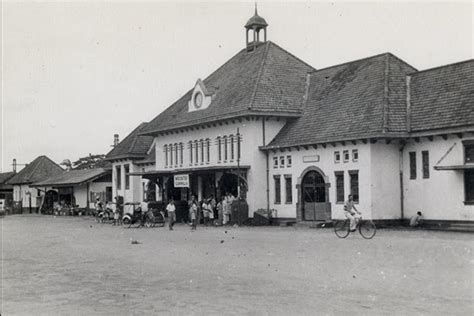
[72,154,108,170]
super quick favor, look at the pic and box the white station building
[107,10,473,225]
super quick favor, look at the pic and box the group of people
[94,197,123,225]
[165,192,237,231]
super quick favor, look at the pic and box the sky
[1,0,473,172]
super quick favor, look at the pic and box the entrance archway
[297,167,331,221]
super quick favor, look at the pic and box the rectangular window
[195,140,199,164]
[124,164,130,190]
[180,143,183,165]
[349,170,359,203]
[217,137,222,162]
[284,175,292,203]
[280,156,285,168]
[206,139,210,163]
[343,150,350,162]
[286,155,292,168]
[164,145,168,167]
[273,157,278,168]
[352,149,358,162]
[334,151,341,163]
[335,171,344,203]
[465,170,474,203]
[175,144,179,167]
[237,133,241,160]
[230,135,235,160]
[224,136,228,161]
[189,141,193,165]
[116,166,122,190]
[274,175,281,204]
[168,144,173,167]
[422,151,429,179]
[464,142,474,163]
[409,151,416,179]
[200,139,204,164]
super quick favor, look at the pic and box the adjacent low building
[7,156,64,213]
[32,168,112,212]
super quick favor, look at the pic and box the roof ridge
[408,58,474,76]
[248,41,270,110]
[309,52,391,75]
[387,53,417,72]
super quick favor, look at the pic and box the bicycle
[334,216,376,239]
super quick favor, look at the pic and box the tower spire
[244,4,268,51]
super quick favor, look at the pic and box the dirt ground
[1,215,473,315]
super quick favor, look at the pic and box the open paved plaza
[1,215,473,315]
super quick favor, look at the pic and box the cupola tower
[245,4,268,51]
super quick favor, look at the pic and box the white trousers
[345,212,361,230]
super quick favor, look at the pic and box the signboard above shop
[174,174,189,188]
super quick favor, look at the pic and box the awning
[434,164,474,171]
[130,165,251,177]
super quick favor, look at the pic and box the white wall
[112,161,143,204]
[370,142,402,219]
[403,135,474,221]
[268,142,372,219]
[13,184,42,208]
[152,117,287,215]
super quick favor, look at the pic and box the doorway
[300,169,331,221]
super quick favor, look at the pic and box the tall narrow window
[422,151,429,179]
[349,170,359,202]
[206,138,210,163]
[409,152,416,179]
[230,135,235,160]
[285,175,292,203]
[124,164,130,190]
[217,137,222,162]
[194,140,199,164]
[200,139,204,163]
[463,141,474,203]
[164,145,168,167]
[335,171,344,203]
[274,175,281,204]
[237,132,241,160]
[273,157,278,168]
[180,143,184,165]
[189,141,193,165]
[175,143,179,167]
[224,136,228,161]
[169,144,173,166]
[116,166,121,190]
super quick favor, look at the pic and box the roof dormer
[188,79,214,112]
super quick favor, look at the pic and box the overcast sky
[1,1,473,172]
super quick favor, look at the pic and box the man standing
[166,199,176,231]
[344,194,361,232]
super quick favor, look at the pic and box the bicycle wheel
[334,220,350,238]
[359,220,376,239]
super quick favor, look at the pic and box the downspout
[263,119,269,212]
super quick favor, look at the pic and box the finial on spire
[255,2,258,15]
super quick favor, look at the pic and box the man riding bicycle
[344,194,361,232]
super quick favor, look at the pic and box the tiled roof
[32,168,111,187]
[135,145,156,165]
[141,41,314,135]
[0,172,15,190]
[7,156,63,185]
[409,60,474,132]
[105,123,154,160]
[0,172,15,184]
[266,53,416,148]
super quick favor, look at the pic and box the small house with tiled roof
[7,155,63,213]
[105,123,155,203]
[132,10,472,225]
[0,172,15,213]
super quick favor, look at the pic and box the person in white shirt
[166,199,176,231]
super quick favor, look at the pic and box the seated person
[409,211,423,227]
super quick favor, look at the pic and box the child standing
[189,201,198,230]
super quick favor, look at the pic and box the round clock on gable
[194,92,203,108]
